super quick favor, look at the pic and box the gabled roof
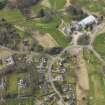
[78,15,97,28]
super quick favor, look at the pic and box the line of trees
[0,0,7,9]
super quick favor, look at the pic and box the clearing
[93,33,105,60]
[32,32,59,48]
[83,49,105,105]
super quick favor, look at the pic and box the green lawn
[31,4,42,14]
[49,0,66,10]
[16,29,25,38]
[7,73,25,93]
[20,16,69,47]
[7,98,33,105]
[76,0,105,15]
[6,99,19,105]
[90,74,105,105]
[83,49,105,105]
[0,9,24,23]
[7,73,18,94]
[0,8,69,47]
[93,33,105,60]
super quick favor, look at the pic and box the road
[88,46,105,65]
[48,45,71,105]
[1,15,105,105]
[48,45,86,105]
[48,19,105,105]
[90,20,105,44]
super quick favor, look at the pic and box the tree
[31,42,44,52]
[0,0,7,9]
[17,0,39,8]
[66,5,87,20]
[0,18,21,49]
[48,47,63,55]
[77,34,90,45]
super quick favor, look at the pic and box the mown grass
[93,33,105,60]
[6,99,19,105]
[49,0,66,10]
[7,73,28,94]
[0,9,24,23]
[83,49,105,105]
[20,16,69,47]
[7,73,18,94]
[7,98,33,105]
[0,8,69,47]
[76,0,105,15]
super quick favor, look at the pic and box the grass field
[7,98,33,105]
[93,33,105,60]
[49,0,66,10]
[0,9,24,23]
[7,73,29,94]
[6,99,19,105]
[0,50,12,70]
[23,16,69,47]
[76,0,105,15]
[90,74,105,105]
[0,7,69,47]
[83,49,105,105]
[16,29,25,38]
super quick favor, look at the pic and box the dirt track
[75,50,89,105]
[76,52,89,90]
[33,32,58,48]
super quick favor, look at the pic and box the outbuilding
[64,15,98,35]
[78,15,97,28]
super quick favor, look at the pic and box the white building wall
[78,15,97,28]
